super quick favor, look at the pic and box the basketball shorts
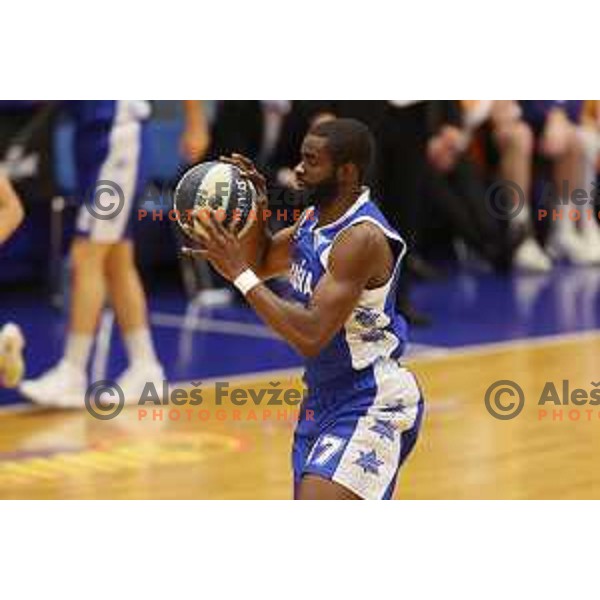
[292,358,424,500]
[75,118,149,243]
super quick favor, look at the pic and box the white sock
[552,197,578,238]
[64,333,94,371]
[124,328,159,367]
[580,204,600,235]
[579,128,600,236]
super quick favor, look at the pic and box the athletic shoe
[19,360,87,408]
[0,323,25,388]
[513,237,553,272]
[114,362,166,404]
[546,231,596,265]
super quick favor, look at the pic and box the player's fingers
[227,212,241,234]
[219,155,245,169]
[241,171,267,198]
[189,215,210,242]
[222,159,259,182]
[205,211,227,243]
[181,247,208,258]
[210,211,232,241]
[231,153,255,170]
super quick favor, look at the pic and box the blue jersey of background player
[197,118,424,500]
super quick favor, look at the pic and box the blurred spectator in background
[461,100,550,271]
[422,101,515,272]
[519,100,595,265]
[579,100,600,259]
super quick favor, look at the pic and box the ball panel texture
[173,161,256,239]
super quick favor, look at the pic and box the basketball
[173,160,257,240]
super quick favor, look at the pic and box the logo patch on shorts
[354,449,384,476]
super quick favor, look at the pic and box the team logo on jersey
[290,259,313,296]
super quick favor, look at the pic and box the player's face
[295,134,339,206]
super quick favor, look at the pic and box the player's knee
[107,241,136,274]
[71,238,112,271]
[510,121,534,156]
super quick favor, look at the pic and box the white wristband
[233,269,261,296]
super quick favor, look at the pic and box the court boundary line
[168,328,600,388]
[3,328,600,416]
[150,311,282,340]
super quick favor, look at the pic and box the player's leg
[495,120,534,216]
[495,119,551,271]
[105,239,163,397]
[578,125,600,261]
[19,236,111,405]
[544,119,591,264]
[69,237,111,345]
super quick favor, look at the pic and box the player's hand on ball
[191,211,249,282]
[220,153,269,232]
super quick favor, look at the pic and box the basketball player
[20,101,210,407]
[0,175,25,387]
[195,119,424,500]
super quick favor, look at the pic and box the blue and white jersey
[289,188,409,388]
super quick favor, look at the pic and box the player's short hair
[309,118,375,183]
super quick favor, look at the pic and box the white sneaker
[546,231,596,265]
[19,360,87,408]
[513,237,553,272]
[114,362,165,404]
[0,323,25,388]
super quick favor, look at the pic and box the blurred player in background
[194,119,424,499]
[20,101,210,407]
[0,175,26,387]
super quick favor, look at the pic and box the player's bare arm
[0,176,24,244]
[198,214,393,357]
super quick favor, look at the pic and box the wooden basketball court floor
[1,331,599,499]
